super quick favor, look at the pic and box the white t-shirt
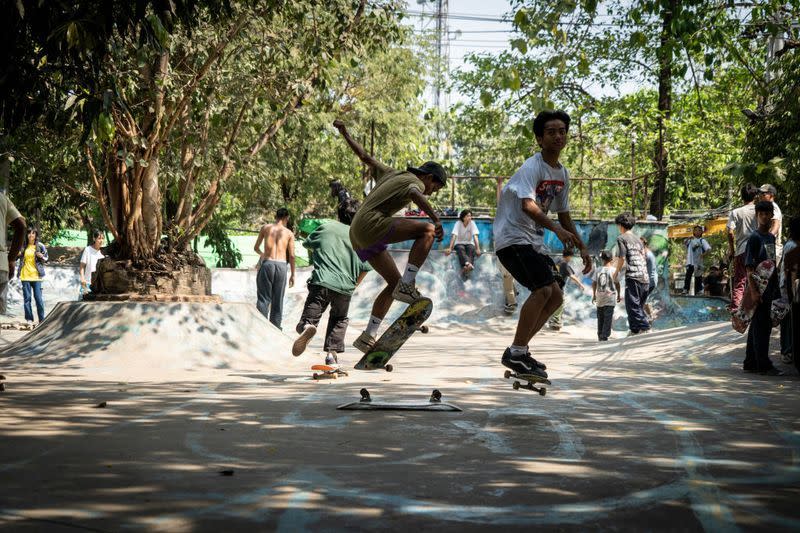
[452,220,479,245]
[685,237,711,267]
[80,246,105,286]
[727,203,756,256]
[494,152,570,252]
[593,265,617,307]
[772,201,783,256]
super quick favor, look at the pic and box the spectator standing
[727,183,759,312]
[79,229,105,296]
[613,213,651,335]
[779,217,799,364]
[758,184,783,259]
[445,209,481,279]
[742,201,782,375]
[548,249,587,330]
[683,226,711,295]
[0,191,26,316]
[592,250,621,341]
[17,227,47,324]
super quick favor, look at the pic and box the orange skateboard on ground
[354,298,432,372]
[311,365,348,380]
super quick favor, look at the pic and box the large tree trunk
[649,0,676,220]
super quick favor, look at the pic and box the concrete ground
[1,315,799,532]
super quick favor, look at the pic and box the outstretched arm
[333,120,384,172]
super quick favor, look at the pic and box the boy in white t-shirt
[79,229,105,295]
[727,183,759,312]
[592,250,620,341]
[493,110,591,378]
[445,209,481,279]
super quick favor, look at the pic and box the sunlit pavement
[1,319,798,531]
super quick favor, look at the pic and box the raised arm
[333,120,385,172]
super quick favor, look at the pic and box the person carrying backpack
[592,250,620,341]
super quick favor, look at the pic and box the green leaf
[480,91,494,107]
[64,93,78,111]
[510,38,527,55]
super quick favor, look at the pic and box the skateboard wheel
[431,389,441,402]
[503,370,511,379]
[385,364,393,372]
[512,381,520,390]
[539,388,546,397]
[313,373,319,380]
[332,373,338,380]
[419,325,429,334]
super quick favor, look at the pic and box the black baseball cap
[407,161,448,186]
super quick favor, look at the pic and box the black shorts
[496,244,559,292]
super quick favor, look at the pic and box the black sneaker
[502,348,548,378]
[524,352,547,371]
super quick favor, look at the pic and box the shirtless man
[333,119,446,353]
[254,208,295,328]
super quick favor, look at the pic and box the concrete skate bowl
[0,302,306,379]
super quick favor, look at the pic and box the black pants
[453,244,476,269]
[597,305,614,340]
[684,265,703,294]
[295,284,352,353]
[625,279,651,333]
[744,279,778,372]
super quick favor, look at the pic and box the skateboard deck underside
[354,298,432,370]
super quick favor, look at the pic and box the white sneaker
[353,331,377,353]
[392,280,424,304]
[292,324,317,356]
[325,352,339,367]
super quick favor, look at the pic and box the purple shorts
[355,224,396,262]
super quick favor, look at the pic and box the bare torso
[256,223,294,261]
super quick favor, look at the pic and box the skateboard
[503,369,552,396]
[732,260,775,333]
[311,364,348,380]
[354,297,432,371]
[337,387,462,411]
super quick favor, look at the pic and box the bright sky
[403,0,516,107]
[403,0,646,107]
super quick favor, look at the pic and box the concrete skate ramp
[0,302,304,378]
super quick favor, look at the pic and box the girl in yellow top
[17,227,48,324]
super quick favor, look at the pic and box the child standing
[743,201,782,375]
[592,250,620,341]
[613,213,651,335]
[683,225,711,294]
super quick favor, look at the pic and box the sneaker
[501,348,548,378]
[392,280,424,304]
[292,324,317,356]
[549,325,561,331]
[353,331,377,353]
[760,367,785,376]
[520,350,547,370]
[325,352,339,367]
[781,352,793,365]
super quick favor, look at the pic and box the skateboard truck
[338,388,460,411]
[360,388,371,403]
[503,370,550,396]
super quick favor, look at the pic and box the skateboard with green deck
[354,298,432,372]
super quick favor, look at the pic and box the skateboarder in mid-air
[332,119,446,353]
[493,110,591,379]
